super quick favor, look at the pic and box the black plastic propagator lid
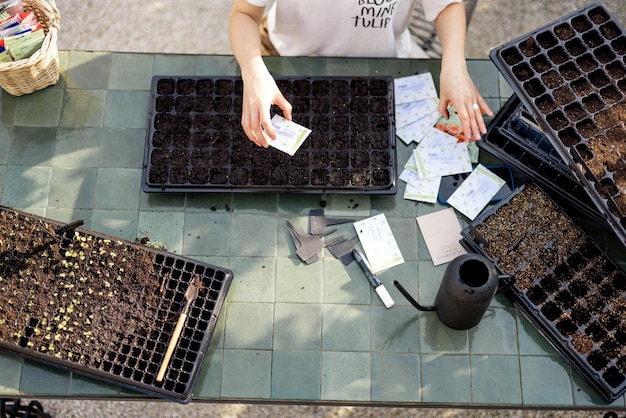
[143,75,397,194]
[489,2,626,244]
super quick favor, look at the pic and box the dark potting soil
[0,207,232,402]
[467,184,626,399]
[490,2,626,245]
[144,76,396,194]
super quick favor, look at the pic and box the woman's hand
[438,62,493,141]
[229,0,292,147]
[241,66,293,147]
[434,2,493,141]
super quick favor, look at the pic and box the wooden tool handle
[156,312,187,382]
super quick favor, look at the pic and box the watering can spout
[393,280,436,312]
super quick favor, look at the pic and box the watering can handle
[496,274,515,294]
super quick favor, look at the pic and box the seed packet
[265,115,312,156]
[0,0,23,17]
[435,108,465,142]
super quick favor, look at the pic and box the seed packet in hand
[435,107,465,142]
[266,115,312,156]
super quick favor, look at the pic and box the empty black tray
[0,206,233,403]
[143,75,397,194]
[489,2,626,244]
[461,183,626,403]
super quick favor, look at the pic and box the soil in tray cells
[565,38,586,57]
[513,63,533,82]
[0,209,226,391]
[560,62,581,81]
[583,30,604,49]
[564,102,586,122]
[576,53,599,73]
[594,45,616,64]
[556,318,578,337]
[555,23,576,40]
[471,184,626,381]
[553,86,575,106]
[536,94,557,114]
[537,31,558,49]
[148,77,393,189]
[547,46,569,65]
[530,55,551,73]
[501,47,523,66]
[523,78,545,98]
[0,211,162,374]
[611,36,626,55]
[541,70,563,89]
[571,301,592,324]
[519,38,540,57]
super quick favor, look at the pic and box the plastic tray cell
[0,206,233,403]
[489,2,626,244]
[143,76,397,194]
[461,184,626,403]
[478,94,606,226]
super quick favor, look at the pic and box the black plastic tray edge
[461,238,621,404]
[479,95,608,227]
[0,205,234,404]
[142,75,398,195]
[488,95,577,180]
[460,239,619,404]
[488,1,626,244]
[459,185,625,404]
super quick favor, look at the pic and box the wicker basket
[0,0,60,96]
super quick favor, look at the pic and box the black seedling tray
[461,183,626,404]
[143,75,397,194]
[0,207,233,403]
[489,2,626,244]
[479,94,607,226]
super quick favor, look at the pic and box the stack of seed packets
[400,128,472,204]
[394,73,504,219]
[0,0,44,62]
[394,73,440,145]
[395,73,467,204]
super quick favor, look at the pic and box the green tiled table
[0,52,625,410]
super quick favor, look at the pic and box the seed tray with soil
[143,76,397,194]
[489,2,626,244]
[461,183,626,403]
[0,206,233,403]
[479,94,606,226]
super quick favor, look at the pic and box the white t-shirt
[246,0,461,58]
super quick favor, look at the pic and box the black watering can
[394,253,515,330]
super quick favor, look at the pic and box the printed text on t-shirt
[353,0,398,29]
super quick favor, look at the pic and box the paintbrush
[156,275,200,383]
